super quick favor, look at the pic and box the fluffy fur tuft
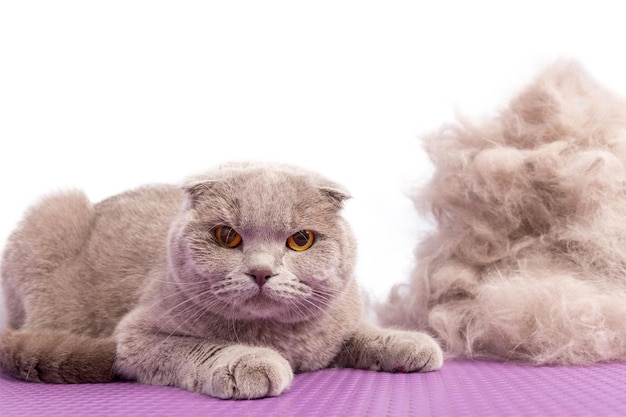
[379,61,626,365]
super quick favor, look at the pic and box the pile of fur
[380,61,626,365]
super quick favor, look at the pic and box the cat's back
[87,184,184,266]
[4,184,184,273]
[2,184,184,333]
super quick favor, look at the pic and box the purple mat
[2,359,625,417]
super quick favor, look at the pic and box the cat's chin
[217,292,319,323]
[239,295,304,322]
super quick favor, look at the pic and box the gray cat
[0,162,442,399]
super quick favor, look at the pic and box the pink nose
[246,269,275,287]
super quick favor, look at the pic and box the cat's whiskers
[294,288,346,324]
[229,305,241,343]
[272,289,326,321]
[154,292,237,348]
[148,285,230,336]
[143,284,212,328]
[152,295,209,336]
[143,281,210,312]
[294,297,327,319]
[156,310,209,349]
[289,298,320,321]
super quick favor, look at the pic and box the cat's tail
[0,329,117,383]
[3,189,95,276]
[2,190,95,329]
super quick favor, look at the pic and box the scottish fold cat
[0,162,442,399]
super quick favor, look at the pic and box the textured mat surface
[2,359,626,417]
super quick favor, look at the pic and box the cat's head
[168,162,357,323]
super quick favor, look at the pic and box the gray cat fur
[0,162,442,399]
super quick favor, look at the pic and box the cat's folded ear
[182,180,218,207]
[318,184,351,208]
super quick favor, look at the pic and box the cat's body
[1,163,442,399]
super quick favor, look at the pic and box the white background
[2,1,626,329]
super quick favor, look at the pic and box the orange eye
[287,230,314,251]
[214,226,242,248]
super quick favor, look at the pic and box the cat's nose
[246,269,275,287]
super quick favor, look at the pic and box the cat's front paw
[378,330,443,373]
[206,346,294,399]
[336,325,444,373]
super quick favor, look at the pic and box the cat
[0,162,443,399]
[378,61,626,365]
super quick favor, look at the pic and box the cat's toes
[209,347,294,399]
[383,331,443,373]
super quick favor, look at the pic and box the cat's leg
[115,322,293,399]
[332,323,443,373]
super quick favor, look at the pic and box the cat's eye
[214,225,242,248]
[287,230,314,251]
